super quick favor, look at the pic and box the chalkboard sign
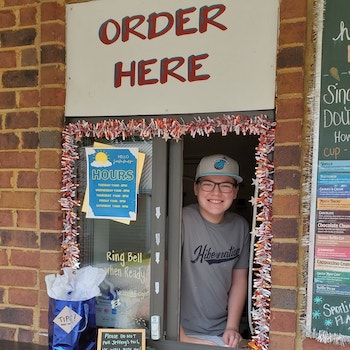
[318,0,350,161]
[97,329,145,350]
[308,0,350,341]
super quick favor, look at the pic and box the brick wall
[0,0,65,345]
[271,0,346,349]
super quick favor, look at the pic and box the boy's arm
[222,268,248,348]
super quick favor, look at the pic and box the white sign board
[65,0,279,116]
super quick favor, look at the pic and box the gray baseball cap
[195,154,243,184]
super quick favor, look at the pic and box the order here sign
[65,0,279,117]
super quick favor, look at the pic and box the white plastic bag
[45,266,107,301]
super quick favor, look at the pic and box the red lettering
[188,54,210,82]
[160,57,186,84]
[115,54,210,87]
[176,7,197,36]
[122,15,146,42]
[148,12,174,39]
[99,19,121,45]
[199,5,227,33]
[114,61,136,87]
[138,59,158,85]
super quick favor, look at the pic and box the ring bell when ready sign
[65,0,279,116]
[97,329,145,350]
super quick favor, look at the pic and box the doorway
[182,132,259,339]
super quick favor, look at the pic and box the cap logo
[214,157,228,170]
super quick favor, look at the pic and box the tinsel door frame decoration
[60,114,275,350]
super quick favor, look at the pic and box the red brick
[40,170,61,189]
[39,150,61,168]
[41,2,65,22]
[21,47,38,66]
[2,69,38,88]
[18,329,35,343]
[269,334,295,349]
[271,265,298,287]
[0,171,13,187]
[272,218,299,239]
[277,71,304,95]
[276,98,304,119]
[0,210,14,227]
[277,46,305,69]
[40,108,64,128]
[41,65,65,85]
[0,151,36,168]
[272,243,298,263]
[40,251,62,270]
[22,131,39,149]
[0,50,16,68]
[0,28,36,47]
[4,0,37,5]
[1,230,38,248]
[40,232,62,251]
[40,309,49,332]
[0,249,9,266]
[270,310,297,333]
[8,288,38,307]
[274,145,301,167]
[272,193,300,216]
[279,21,307,46]
[0,191,36,209]
[41,232,60,250]
[0,10,16,28]
[41,22,65,43]
[39,211,62,230]
[19,90,40,108]
[10,249,40,268]
[17,171,38,188]
[41,44,65,64]
[280,0,307,20]
[275,120,302,143]
[0,269,37,287]
[0,91,16,109]
[41,87,65,106]
[40,192,61,211]
[0,327,16,341]
[0,133,20,149]
[19,6,37,26]
[274,169,301,190]
[17,210,37,228]
[0,307,33,326]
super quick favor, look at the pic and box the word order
[98,5,227,45]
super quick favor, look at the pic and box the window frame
[61,113,275,350]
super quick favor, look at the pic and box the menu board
[310,0,350,338]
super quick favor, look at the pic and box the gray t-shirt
[180,204,250,336]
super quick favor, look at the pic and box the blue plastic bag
[48,297,96,350]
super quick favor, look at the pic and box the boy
[180,154,250,348]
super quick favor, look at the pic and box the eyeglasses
[197,180,237,193]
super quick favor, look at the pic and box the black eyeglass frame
[196,178,238,193]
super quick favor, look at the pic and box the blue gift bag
[48,297,96,350]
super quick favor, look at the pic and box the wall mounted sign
[65,0,279,116]
[306,0,350,344]
[85,147,138,220]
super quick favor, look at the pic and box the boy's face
[194,175,239,224]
